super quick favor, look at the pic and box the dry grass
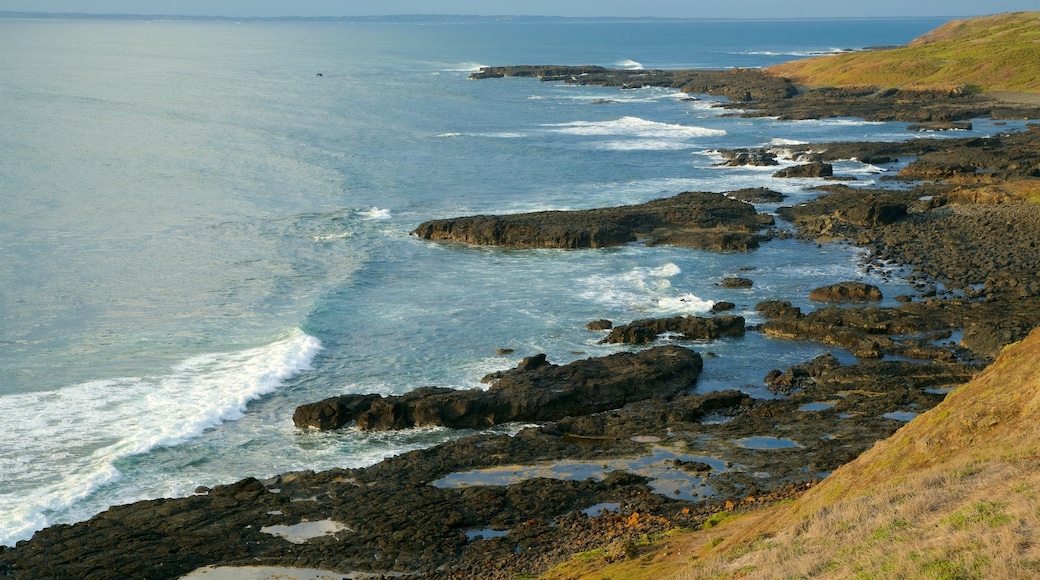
[685,455,1040,579]
[543,328,1040,579]
[766,12,1040,93]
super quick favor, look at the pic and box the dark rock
[412,190,774,252]
[585,319,613,331]
[721,277,754,289]
[836,198,907,227]
[601,315,745,345]
[858,155,897,164]
[853,340,884,359]
[715,149,778,167]
[726,188,787,203]
[292,393,383,431]
[764,353,841,394]
[294,346,703,431]
[711,301,736,313]
[754,300,803,319]
[907,121,973,131]
[809,282,883,303]
[772,162,833,178]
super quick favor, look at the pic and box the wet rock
[585,319,613,331]
[725,187,786,203]
[754,300,803,319]
[291,393,383,431]
[600,315,745,345]
[294,346,703,431]
[412,190,773,252]
[711,301,736,313]
[715,149,778,167]
[773,162,833,178]
[809,282,883,303]
[721,277,754,289]
[907,121,973,131]
[764,353,841,395]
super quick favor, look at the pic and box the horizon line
[0,10,987,22]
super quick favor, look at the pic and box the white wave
[769,138,808,146]
[616,59,644,70]
[545,116,726,139]
[443,62,487,72]
[360,207,392,220]
[435,132,462,138]
[580,263,715,316]
[312,231,352,241]
[481,132,527,139]
[593,139,698,151]
[792,118,884,127]
[0,329,322,547]
[736,48,850,57]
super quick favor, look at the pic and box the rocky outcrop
[725,187,787,203]
[809,282,883,303]
[764,353,841,395]
[721,277,754,289]
[293,346,703,431]
[471,66,799,102]
[715,149,778,167]
[773,162,833,178]
[473,66,1040,123]
[412,191,774,251]
[600,315,745,345]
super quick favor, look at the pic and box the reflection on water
[732,436,804,449]
[431,447,727,501]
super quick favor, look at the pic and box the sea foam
[0,329,322,546]
[580,263,715,316]
[546,116,726,138]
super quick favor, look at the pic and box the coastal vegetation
[767,12,1040,94]
[543,328,1040,579]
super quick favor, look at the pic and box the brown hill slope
[543,327,1040,579]
[767,12,1040,94]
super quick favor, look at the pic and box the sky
[2,0,1039,19]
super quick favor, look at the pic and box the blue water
[0,16,1007,545]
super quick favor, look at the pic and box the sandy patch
[259,520,351,544]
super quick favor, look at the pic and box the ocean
[0,15,1021,546]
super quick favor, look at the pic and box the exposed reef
[293,346,703,431]
[470,65,1040,122]
[411,190,774,251]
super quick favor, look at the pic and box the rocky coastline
[4,67,1040,580]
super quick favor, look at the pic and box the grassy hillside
[543,327,1040,579]
[766,12,1040,93]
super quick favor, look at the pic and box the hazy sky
[3,0,1039,18]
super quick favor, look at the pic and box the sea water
[0,16,1017,545]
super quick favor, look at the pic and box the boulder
[809,282,883,303]
[764,353,841,395]
[721,277,754,289]
[772,162,833,178]
[600,315,746,345]
[726,187,787,203]
[836,198,907,226]
[715,149,778,167]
